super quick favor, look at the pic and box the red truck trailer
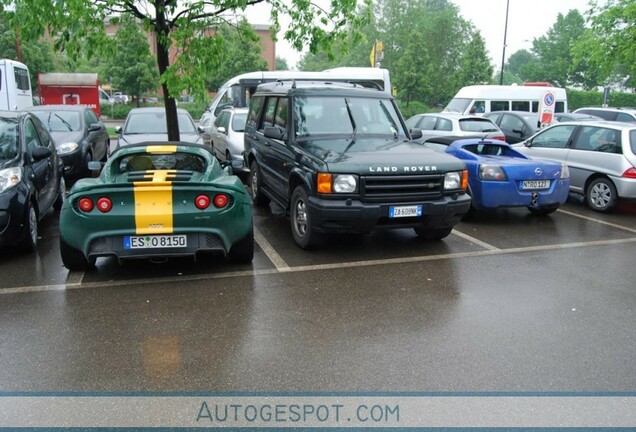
[37,73,101,117]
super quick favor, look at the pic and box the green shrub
[396,100,432,119]
[567,89,636,111]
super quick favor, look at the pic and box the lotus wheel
[586,177,617,213]
[227,228,254,264]
[60,239,96,271]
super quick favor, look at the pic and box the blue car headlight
[0,167,22,193]
[57,142,79,155]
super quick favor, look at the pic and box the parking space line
[451,229,501,251]
[253,226,292,272]
[3,237,636,296]
[557,209,636,234]
[65,271,84,286]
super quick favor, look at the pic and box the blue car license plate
[522,180,550,190]
[389,205,422,218]
[124,235,187,249]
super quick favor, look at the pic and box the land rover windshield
[293,96,407,140]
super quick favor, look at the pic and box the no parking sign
[540,91,555,128]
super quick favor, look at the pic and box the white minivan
[444,84,567,116]
[0,59,33,111]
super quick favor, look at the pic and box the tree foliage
[204,21,268,92]
[1,0,367,140]
[573,0,636,90]
[102,16,159,106]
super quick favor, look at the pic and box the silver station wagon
[516,120,636,212]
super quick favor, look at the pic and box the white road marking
[253,226,292,272]
[451,229,501,251]
[3,236,636,296]
[557,209,636,234]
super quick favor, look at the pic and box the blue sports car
[423,136,570,216]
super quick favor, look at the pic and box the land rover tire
[249,160,269,206]
[290,185,320,249]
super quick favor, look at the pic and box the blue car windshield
[0,119,19,160]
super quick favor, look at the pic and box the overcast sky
[258,0,596,70]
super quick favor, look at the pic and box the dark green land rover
[243,81,471,249]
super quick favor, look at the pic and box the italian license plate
[389,205,422,218]
[124,235,187,249]
[522,180,550,190]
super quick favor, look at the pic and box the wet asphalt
[0,194,635,393]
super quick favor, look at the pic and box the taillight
[195,195,210,210]
[622,167,636,179]
[96,197,112,213]
[213,194,229,208]
[78,198,94,212]
[494,135,506,142]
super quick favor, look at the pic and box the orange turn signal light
[317,173,332,194]
[461,170,469,190]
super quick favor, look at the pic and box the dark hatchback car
[483,111,541,144]
[27,105,110,179]
[0,110,65,251]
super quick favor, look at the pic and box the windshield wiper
[53,113,73,131]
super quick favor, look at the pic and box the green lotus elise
[59,142,253,270]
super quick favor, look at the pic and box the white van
[0,59,33,111]
[443,84,567,115]
[202,67,391,124]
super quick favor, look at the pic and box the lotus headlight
[57,142,79,155]
[444,171,462,189]
[0,167,22,193]
[333,174,357,193]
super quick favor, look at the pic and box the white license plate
[522,180,550,190]
[389,205,422,218]
[124,235,187,249]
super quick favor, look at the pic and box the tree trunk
[154,3,180,141]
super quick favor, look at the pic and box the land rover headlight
[317,173,358,194]
[444,171,468,190]
[0,167,22,193]
[57,142,79,155]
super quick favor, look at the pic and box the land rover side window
[491,101,509,111]
[247,96,264,129]
[531,125,575,148]
[262,97,278,129]
[573,126,621,153]
[274,98,288,129]
[512,101,530,111]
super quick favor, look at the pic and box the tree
[454,31,494,86]
[0,12,65,90]
[205,20,268,92]
[2,0,367,140]
[573,0,636,90]
[275,56,289,71]
[505,49,537,81]
[529,10,590,87]
[103,16,158,107]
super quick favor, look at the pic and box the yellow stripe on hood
[146,145,177,154]
[134,170,174,234]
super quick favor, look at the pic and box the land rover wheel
[60,239,95,271]
[586,177,618,213]
[249,161,269,206]
[290,185,320,249]
[414,227,453,241]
